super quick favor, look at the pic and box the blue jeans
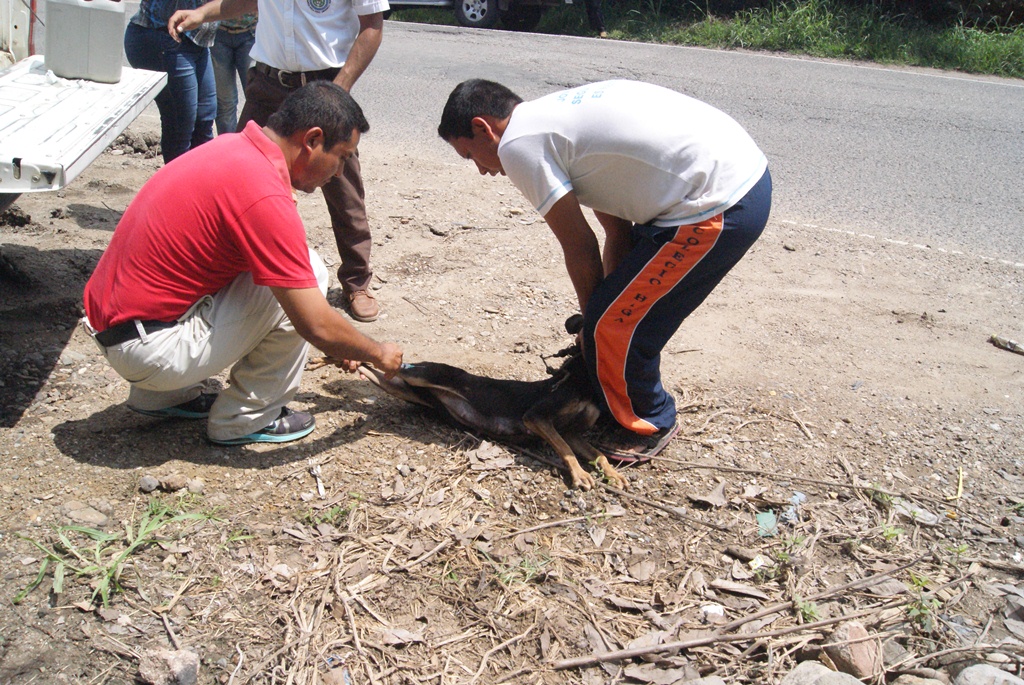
[210,27,255,135]
[124,23,216,164]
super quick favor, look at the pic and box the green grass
[388,0,1024,78]
[390,7,457,26]
[15,497,216,607]
[661,0,1024,78]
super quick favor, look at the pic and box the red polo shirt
[84,122,318,332]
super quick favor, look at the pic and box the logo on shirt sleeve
[308,0,331,13]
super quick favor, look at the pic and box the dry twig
[553,603,892,670]
[468,612,540,685]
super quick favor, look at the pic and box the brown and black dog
[359,349,628,491]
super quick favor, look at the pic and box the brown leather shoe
[346,289,379,322]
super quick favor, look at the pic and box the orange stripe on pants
[594,215,723,434]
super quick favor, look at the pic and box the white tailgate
[0,55,165,193]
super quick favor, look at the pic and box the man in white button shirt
[170,0,388,323]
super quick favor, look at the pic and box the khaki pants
[85,249,329,442]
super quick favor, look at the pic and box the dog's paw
[592,455,628,490]
[605,469,629,491]
[571,468,597,492]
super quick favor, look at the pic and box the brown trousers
[238,67,373,292]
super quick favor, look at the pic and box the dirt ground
[1,111,1023,685]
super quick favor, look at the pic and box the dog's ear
[565,313,583,335]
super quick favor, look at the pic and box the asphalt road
[356,22,1024,262]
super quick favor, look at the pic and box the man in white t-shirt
[169,0,388,324]
[438,79,772,462]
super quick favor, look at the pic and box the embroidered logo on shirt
[308,0,330,13]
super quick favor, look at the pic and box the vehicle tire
[0,193,20,213]
[455,0,500,28]
[501,4,543,31]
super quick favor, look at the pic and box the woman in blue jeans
[124,0,217,164]
[210,14,257,136]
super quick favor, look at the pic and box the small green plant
[945,542,969,566]
[868,486,894,509]
[773,533,806,564]
[906,571,942,634]
[881,524,905,545]
[794,597,821,623]
[15,498,209,606]
[301,503,353,527]
[907,594,942,633]
[435,558,458,587]
[495,554,552,588]
[300,493,364,527]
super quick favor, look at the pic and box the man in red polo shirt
[83,82,402,445]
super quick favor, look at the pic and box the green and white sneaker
[130,393,218,419]
[210,407,315,446]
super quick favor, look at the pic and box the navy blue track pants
[582,168,773,433]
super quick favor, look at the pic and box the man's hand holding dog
[320,342,402,378]
[372,342,404,379]
[310,344,402,379]
[271,287,403,379]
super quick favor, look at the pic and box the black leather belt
[253,61,339,89]
[95,320,178,347]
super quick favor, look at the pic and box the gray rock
[185,478,204,494]
[816,674,868,685]
[954,664,1024,685]
[137,648,199,685]
[681,678,727,685]
[883,638,914,667]
[624,663,693,685]
[893,497,940,526]
[160,474,188,492]
[60,501,109,528]
[139,476,160,493]
[824,621,882,679]
[59,350,86,365]
[894,669,950,685]
[892,675,948,685]
[780,660,832,685]
[867,578,909,597]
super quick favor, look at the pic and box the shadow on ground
[0,243,101,427]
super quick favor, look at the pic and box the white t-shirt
[250,0,389,72]
[498,80,768,227]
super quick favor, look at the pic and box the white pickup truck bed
[0,54,164,196]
